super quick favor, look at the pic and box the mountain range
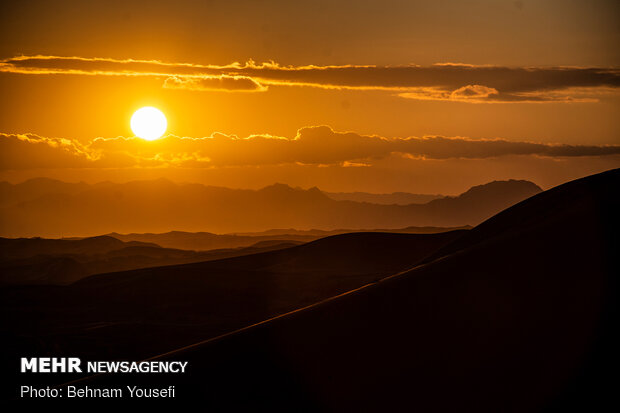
[0,178,541,237]
[324,190,443,204]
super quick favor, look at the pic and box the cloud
[0,133,94,169]
[400,85,501,103]
[1,55,618,102]
[163,75,266,92]
[2,128,619,171]
[0,55,228,76]
[0,55,261,92]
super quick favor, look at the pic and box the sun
[131,106,167,141]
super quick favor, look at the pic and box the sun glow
[131,107,167,141]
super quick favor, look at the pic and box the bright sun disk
[131,106,167,140]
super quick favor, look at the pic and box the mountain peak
[260,183,295,192]
[459,179,542,197]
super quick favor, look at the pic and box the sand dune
[0,235,302,284]
[1,230,465,396]
[74,168,618,411]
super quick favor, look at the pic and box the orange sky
[0,0,619,193]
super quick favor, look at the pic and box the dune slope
[80,169,618,411]
[1,230,466,396]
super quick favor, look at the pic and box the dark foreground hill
[1,230,466,394]
[77,168,618,411]
[0,178,540,237]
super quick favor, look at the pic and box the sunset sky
[1,0,618,194]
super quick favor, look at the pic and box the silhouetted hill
[108,230,320,250]
[423,172,613,264]
[232,225,472,236]
[74,168,617,410]
[0,236,303,284]
[422,179,543,225]
[109,225,470,250]
[0,235,156,260]
[0,230,466,394]
[0,178,540,237]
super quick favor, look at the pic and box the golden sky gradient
[0,0,618,193]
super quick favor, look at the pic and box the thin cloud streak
[1,56,619,102]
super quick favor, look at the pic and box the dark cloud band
[1,56,618,102]
[2,127,619,170]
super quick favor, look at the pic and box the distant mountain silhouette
[325,190,443,204]
[109,225,470,250]
[108,230,320,251]
[0,177,90,207]
[0,236,303,284]
[70,168,618,410]
[0,235,156,259]
[0,178,540,237]
[231,225,472,236]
